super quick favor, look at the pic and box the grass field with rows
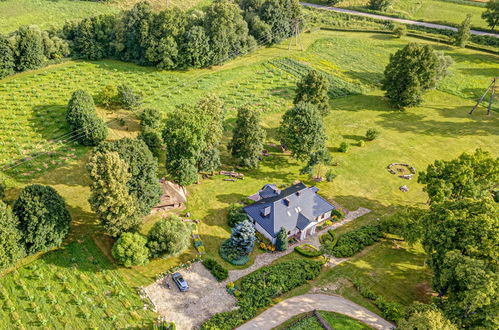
[0,0,211,34]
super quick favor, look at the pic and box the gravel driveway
[144,262,236,329]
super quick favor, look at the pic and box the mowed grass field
[0,0,211,34]
[0,29,497,326]
[276,310,372,330]
[312,0,489,29]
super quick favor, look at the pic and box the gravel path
[236,294,394,330]
[224,207,371,283]
[301,2,499,38]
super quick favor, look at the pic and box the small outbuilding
[152,180,188,213]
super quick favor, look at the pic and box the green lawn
[275,310,372,329]
[311,0,489,29]
[0,238,155,328]
[0,0,211,34]
[0,30,497,326]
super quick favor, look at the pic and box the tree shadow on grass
[342,134,365,142]
[377,108,499,137]
[29,104,69,142]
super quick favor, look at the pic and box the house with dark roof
[243,183,335,244]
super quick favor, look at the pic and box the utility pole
[469,77,496,115]
[288,19,304,51]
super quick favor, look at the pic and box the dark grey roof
[259,184,280,199]
[243,183,335,238]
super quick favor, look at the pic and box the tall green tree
[228,106,266,168]
[66,89,108,146]
[87,151,140,237]
[163,107,207,185]
[147,215,191,257]
[178,25,212,68]
[112,232,150,267]
[399,303,457,330]
[13,184,72,255]
[454,14,472,48]
[94,138,162,215]
[228,219,256,257]
[13,25,45,71]
[204,0,256,65]
[278,102,326,162]
[294,70,330,116]
[482,0,499,32]
[197,95,225,173]
[140,108,162,130]
[119,1,154,64]
[69,15,116,60]
[382,43,442,108]
[0,201,25,270]
[0,36,15,78]
[276,227,288,251]
[418,149,499,204]
[368,0,393,11]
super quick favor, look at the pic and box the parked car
[172,272,189,292]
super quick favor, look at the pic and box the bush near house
[331,209,343,220]
[202,258,229,282]
[332,225,383,258]
[294,244,323,257]
[202,259,323,330]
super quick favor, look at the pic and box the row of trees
[1,185,72,270]
[385,149,499,328]
[0,25,69,79]
[62,0,301,69]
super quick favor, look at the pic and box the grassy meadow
[0,28,497,326]
[276,310,372,330]
[311,0,489,29]
[0,0,211,34]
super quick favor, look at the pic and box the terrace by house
[244,183,335,244]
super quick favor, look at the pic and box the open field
[310,0,489,29]
[0,29,498,326]
[0,0,211,34]
[0,238,155,329]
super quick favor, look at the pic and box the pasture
[312,0,489,29]
[0,28,497,325]
[0,0,211,34]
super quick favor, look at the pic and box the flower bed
[294,244,323,257]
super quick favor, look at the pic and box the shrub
[276,227,288,251]
[332,225,383,258]
[365,128,380,141]
[140,108,162,130]
[95,84,118,108]
[326,169,336,182]
[202,258,228,281]
[117,84,143,110]
[294,244,323,257]
[320,230,338,255]
[220,220,255,264]
[338,141,349,152]
[393,25,407,38]
[112,232,149,267]
[358,140,365,147]
[227,204,248,227]
[13,184,72,255]
[147,215,191,258]
[331,209,343,219]
[0,201,25,270]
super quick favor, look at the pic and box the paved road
[301,2,499,38]
[237,293,394,330]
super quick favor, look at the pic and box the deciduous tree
[454,14,472,47]
[87,151,141,237]
[369,0,393,12]
[482,0,499,32]
[13,25,45,72]
[197,95,225,173]
[294,70,330,116]
[66,89,108,146]
[112,232,150,267]
[94,138,162,215]
[147,215,191,257]
[13,184,72,254]
[399,303,457,330]
[278,102,326,162]
[0,201,25,270]
[228,106,266,168]
[418,149,499,204]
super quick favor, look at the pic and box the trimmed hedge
[330,209,343,219]
[202,258,228,282]
[201,259,323,329]
[332,225,383,258]
[294,244,323,257]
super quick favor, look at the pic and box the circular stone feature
[386,163,416,180]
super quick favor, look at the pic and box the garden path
[301,2,499,38]
[236,293,393,330]
[224,207,371,283]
